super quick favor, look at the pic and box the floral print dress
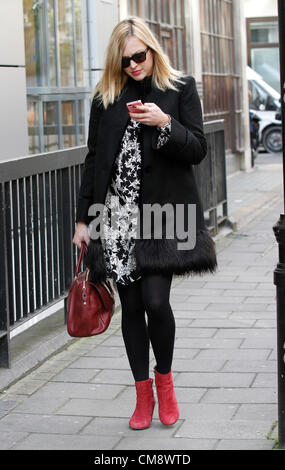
[101,117,171,286]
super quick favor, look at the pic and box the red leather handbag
[67,241,115,337]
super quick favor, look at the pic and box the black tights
[116,273,175,381]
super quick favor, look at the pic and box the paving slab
[0,431,30,450]
[221,359,276,373]
[201,387,277,404]
[22,381,125,400]
[0,413,91,434]
[214,328,276,338]
[174,372,255,388]
[176,419,274,440]
[196,348,271,361]
[251,373,277,388]
[12,433,121,450]
[113,437,218,450]
[215,439,274,450]
[233,404,277,421]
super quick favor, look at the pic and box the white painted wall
[87,0,120,90]
[244,0,277,17]
[0,0,29,161]
[237,0,252,170]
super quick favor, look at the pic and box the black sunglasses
[122,46,149,69]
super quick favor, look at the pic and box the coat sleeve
[151,76,207,165]
[75,97,103,225]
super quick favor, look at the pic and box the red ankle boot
[129,378,156,430]
[154,366,179,425]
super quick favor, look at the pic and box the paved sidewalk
[0,152,283,450]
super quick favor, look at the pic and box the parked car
[247,66,282,153]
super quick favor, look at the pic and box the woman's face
[122,36,153,81]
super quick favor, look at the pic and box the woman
[73,16,217,430]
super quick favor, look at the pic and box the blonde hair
[92,16,187,110]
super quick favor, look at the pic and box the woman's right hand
[72,222,90,250]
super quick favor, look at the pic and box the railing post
[61,166,73,292]
[0,182,11,368]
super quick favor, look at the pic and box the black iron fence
[197,119,227,234]
[0,119,226,368]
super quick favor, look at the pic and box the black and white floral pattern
[101,117,171,286]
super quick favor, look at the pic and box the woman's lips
[132,70,142,75]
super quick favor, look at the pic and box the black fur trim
[134,229,218,278]
[84,230,218,284]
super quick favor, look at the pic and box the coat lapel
[95,76,161,172]
[95,83,139,171]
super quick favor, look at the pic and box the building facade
[0,0,252,173]
[125,0,251,172]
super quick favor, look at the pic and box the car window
[248,80,277,111]
[248,80,267,110]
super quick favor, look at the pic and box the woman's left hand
[128,102,170,127]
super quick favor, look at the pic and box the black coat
[76,74,218,283]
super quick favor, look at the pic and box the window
[246,18,280,93]
[27,96,86,155]
[200,0,242,153]
[23,0,89,154]
[127,0,188,72]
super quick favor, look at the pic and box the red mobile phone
[126,100,144,113]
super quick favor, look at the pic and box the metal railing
[0,119,226,368]
[200,119,228,235]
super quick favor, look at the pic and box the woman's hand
[128,102,170,127]
[72,222,90,250]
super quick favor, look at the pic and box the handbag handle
[73,241,114,310]
[75,240,88,276]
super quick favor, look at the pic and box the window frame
[246,16,279,67]
[127,0,188,73]
[23,0,89,155]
